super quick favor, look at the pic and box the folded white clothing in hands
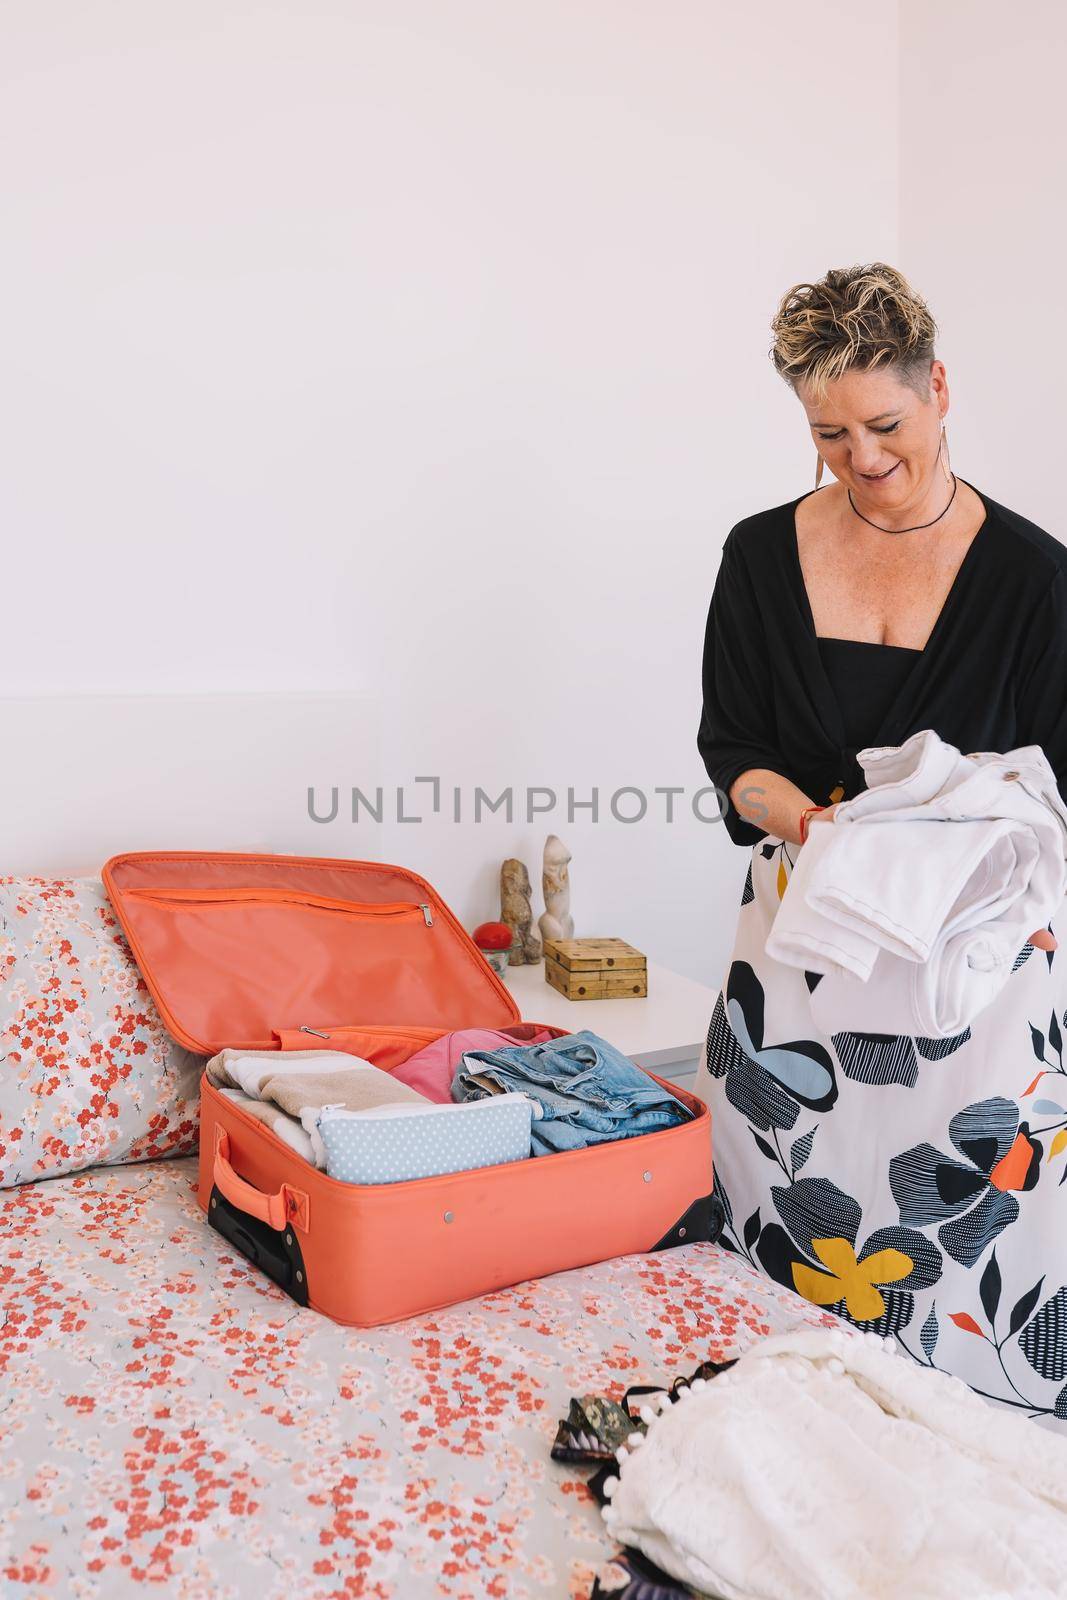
[765,730,1067,1037]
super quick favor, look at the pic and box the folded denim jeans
[451,1029,693,1155]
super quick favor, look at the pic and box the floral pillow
[0,876,202,1188]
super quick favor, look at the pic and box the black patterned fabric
[588,1551,695,1600]
[832,1032,920,1088]
[699,832,1067,1422]
[1020,1287,1067,1382]
[553,1365,735,1600]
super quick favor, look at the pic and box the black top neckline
[790,475,995,652]
[817,635,922,655]
[788,476,996,754]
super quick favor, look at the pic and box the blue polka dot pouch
[316,1092,536,1185]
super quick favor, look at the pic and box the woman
[696,262,1067,1419]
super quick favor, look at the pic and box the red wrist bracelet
[799,804,828,845]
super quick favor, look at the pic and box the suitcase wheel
[208,1183,310,1307]
[650,1192,725,1252]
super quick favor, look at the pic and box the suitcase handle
[213,1128,310,1231]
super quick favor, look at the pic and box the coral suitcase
[102,850,719,1327]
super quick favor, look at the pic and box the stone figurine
[500,858,542,965]
[538,834,574,947]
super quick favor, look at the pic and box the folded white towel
[604,1326,1067,1600]
[766,731,1067,1037]
[205,1047,429,1168]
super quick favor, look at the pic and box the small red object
[472,921,513,951]
[799,804,828,845]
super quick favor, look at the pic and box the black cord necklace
[848,473,958,534]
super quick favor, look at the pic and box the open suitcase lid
[102,851,522,1055]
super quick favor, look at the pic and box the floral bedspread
[1,1158,835,1599]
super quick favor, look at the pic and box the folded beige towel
[207,1047,428,1168]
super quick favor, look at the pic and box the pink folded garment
[391,1024,557,1102]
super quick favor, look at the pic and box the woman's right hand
[803,802,840,836]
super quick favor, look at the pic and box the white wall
[0,694,381,876]
[2,1,900,985]
[899,0,1066,540]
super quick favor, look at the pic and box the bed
[1,1155,835,1598]
[0,711,835,1598]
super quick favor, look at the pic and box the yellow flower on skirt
[793,1238,913,1321]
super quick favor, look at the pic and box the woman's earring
[938,419,953,485]
[814,451,825,491]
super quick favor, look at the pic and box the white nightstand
[502,958,720,1089]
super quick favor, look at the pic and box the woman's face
[797,361,948,505]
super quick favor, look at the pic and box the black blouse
[816,636,921,751]
[697,478,1067,846]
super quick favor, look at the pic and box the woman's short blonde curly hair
[770,262,938,404]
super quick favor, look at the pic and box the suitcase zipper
[295,1021,445,1043]
[125,886,434,925]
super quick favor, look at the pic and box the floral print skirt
[697,834,1067,1424]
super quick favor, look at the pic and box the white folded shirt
[765,730,1067,1037]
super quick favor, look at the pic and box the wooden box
[543,937,648,1001]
